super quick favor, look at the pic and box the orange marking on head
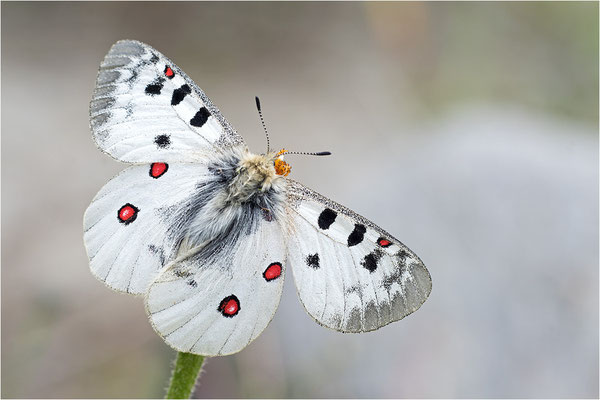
[274,148,291,176]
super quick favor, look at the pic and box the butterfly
[84,40,432,356]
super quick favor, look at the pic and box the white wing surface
[83,162,213,294]
[285,180,431,332]
[90,40,244,163]
[145,214,286,356]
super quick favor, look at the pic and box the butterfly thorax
[227,152,282,204]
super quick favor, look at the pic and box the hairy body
[177,148,288,255]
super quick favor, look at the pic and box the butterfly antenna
[255,96,270,154]
[281,150,332,157]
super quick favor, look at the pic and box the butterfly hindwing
[90,40,244,163]
[83,162,214,294]
[285,180,431,332]
[145,212,286,356]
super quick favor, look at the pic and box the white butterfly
[84,40,431,356]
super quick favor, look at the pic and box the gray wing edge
[285,178,432,332]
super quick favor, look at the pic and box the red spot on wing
[263,262,282,281]
[164,66,174,78]
[150,162,168,178]
[118,203,139,224]
[378,238,391,248]
[218,295,240,317]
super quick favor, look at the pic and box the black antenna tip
[255,96,261,111]
[315,151,331,156]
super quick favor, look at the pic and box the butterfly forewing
[90,40,244,163]
[285,180,431,332]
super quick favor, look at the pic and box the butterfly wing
[285,180,431,332]
[145,213,286,356]
[90,40,244,163]
[83,162,214,295]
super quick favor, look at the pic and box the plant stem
[165,352,205,399]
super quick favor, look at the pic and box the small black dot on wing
[306,253,320,269]
[154,134,171,148]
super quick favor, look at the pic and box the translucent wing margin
[90,40,244,163]
[145,214,286,356]
[285,179,432,332]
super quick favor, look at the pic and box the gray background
[2,2,598,398]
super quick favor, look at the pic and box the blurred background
[2,2,598,398]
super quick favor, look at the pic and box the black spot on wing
[145,77,165,95]
[171,84,191,106]
[361,248,384,272]
[154,134,171,148]
[150,52,160,64]
[190,107,211,127]
[347,224,366,247]
[318,208,337,230]
[306,253,320,269]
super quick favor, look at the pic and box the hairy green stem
[165,352,205,399]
